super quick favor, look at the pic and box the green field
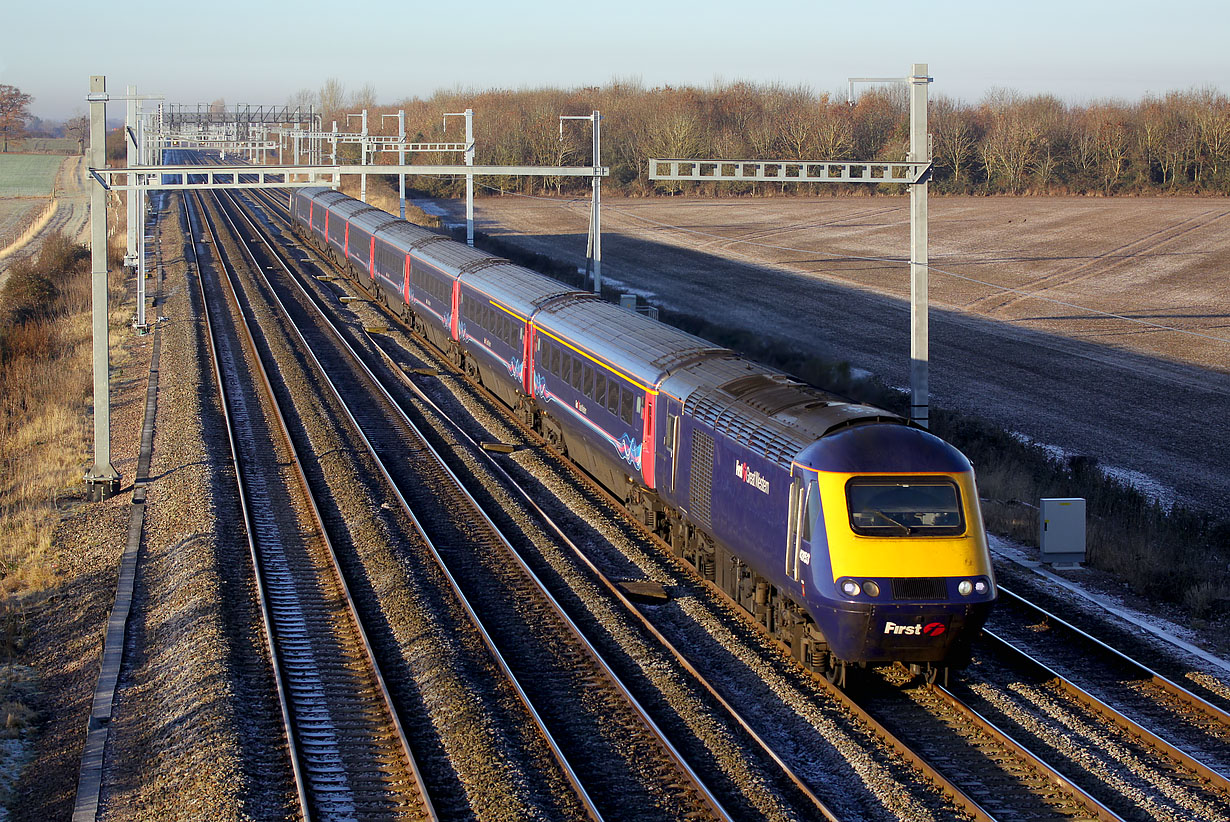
[0,154,66,197]
[11,137,79,155]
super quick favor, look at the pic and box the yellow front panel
[816,471,992,580]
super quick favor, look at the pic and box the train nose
[827,602,991,665]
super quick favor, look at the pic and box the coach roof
[534,295,727,390]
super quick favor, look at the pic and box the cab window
[803,480,820,542]
[846,477,964,537]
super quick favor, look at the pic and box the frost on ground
[1009,431,1179,510]
[0,737,31,822]
[991,536,1230,676]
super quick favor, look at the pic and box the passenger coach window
[594,372,607,409]
[606,381,620,415]
[846,478,965,537]
[582,365,593,397]
[570,357,583,391]
[621,390,638,426]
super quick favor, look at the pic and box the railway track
[843,583,1230,822]
[232,182,981,820]
[231,174,1230,822]
[844,666,1122,821]
[239,182,1104,820]
[203,178,761,820]
[967,587,1230,817]
[187,190,434,820]
[991,586,1230,724]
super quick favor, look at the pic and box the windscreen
[846,477,965,537]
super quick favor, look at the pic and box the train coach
[291,186,996,686]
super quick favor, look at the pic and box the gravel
[97,193,297,820]
[217,197,590,820]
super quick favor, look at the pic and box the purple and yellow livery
[292,187,996,685]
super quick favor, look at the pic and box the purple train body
[291,186,996,682]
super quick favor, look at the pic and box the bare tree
[527,100,579,194]
[1160,110,1196,188]
[1136,97,1170,186]
[1072,110,1102,185]
[349,83,377,112]
[1193,89,1230,184]
[1087,104,1131,193]
[979,89,1048,193]
[0,84,33,152]
[318,78,346,121]
[287,87,318,111]
[65,114,89,155]
[814,100,855,161]
[846,86,908,163]
[648,103,707,194]
[931,96,979,189]
[1022,95,1067,191]
[776,87,820,159]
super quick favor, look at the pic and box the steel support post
[563,112,602,293]
[124,86,138,266]
[383,111,406,219]
[908,63,931,429]
[593,110,602,294]
[466,110,474,246]
[446,109,476,246]
[85,76,120,499]
[136,183,146,331]
[132,90,148,332]
[399,117,406,220]
[345,109,369,203]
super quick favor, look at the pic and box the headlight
[863,581,880,597]
[974,579,989,595]
[958,580,973,596]
[841,580,861,597]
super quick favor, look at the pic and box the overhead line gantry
[82,75,608,501]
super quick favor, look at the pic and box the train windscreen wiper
[867,508,911,536]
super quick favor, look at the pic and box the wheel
[825,659,847,689]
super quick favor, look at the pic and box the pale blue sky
[4,0,1226,120]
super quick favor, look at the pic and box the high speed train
[290,186,996,685]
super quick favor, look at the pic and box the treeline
[308,80,1230,197]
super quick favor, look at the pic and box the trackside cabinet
[1040,497,1086,566]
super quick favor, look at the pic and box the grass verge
[0,231,128,767]
[1,232,127,594]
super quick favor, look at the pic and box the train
[289,185,997,686]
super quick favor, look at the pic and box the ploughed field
[449,194,1230,515]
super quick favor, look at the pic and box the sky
[3,0,1227,121]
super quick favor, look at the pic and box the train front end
[794,423,996,672]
